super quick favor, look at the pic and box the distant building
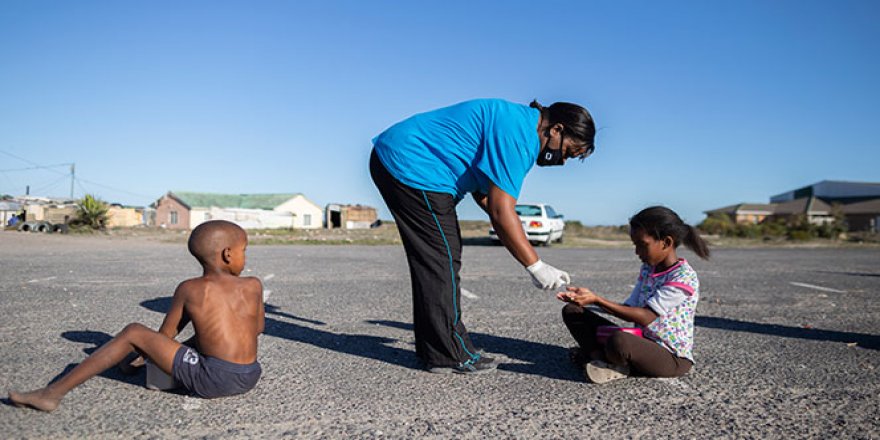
[771,180,880,204]
[107,204,147,228]
[841,198,880,232]
[706,180,880,232]
[0,200,22,226]
[324,204,378,229]
[703,203,775,225]
[15,196,78,224]
[154,191,323,230]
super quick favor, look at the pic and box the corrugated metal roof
[171,192,303,210]
[0,201,22,210]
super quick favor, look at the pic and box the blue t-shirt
[372,99,540,200]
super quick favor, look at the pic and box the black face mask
[537,132,565,167]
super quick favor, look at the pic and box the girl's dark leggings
[561,304,692,378]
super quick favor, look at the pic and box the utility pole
[70,163,75,199]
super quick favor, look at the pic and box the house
[771,197,835,225]
[154,191,323,230]
[703,203,775,224]
[16,196,78,224]
[842,198,880,232]
[324,204,378,229]
[0,200,22,226]
[706,180,880,232]
[107,205,147,228]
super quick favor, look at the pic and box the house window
[170,211,178,225]
[303,214,311,227]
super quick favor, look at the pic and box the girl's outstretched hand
[556,286,599,306]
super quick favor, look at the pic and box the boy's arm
[158,282,190,339]
[558,286,659,327]
[253,278,265,334]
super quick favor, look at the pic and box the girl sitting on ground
[558,206,710,383]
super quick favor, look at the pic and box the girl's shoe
[568,347,587,366]
[585,360,630,384]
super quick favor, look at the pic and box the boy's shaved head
[188,220,246,265]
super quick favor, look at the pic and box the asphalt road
[1,232,879,439]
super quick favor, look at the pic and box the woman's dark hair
[530,100,596,157]
[629,206,710,260]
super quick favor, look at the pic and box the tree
[74,194,109,230]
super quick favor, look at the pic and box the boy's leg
[561,304,616,357]
[120,334,195,374]
[604,331,692,378]
[9,323,181,412]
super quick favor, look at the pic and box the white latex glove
[526,260,571,290]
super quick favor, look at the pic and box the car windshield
[515,205,542,217]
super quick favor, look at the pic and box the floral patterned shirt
[623,259,699,362]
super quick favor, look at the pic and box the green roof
[171,192,303,210]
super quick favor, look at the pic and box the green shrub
[759,220,787,237]
[788,230,814,241]
[699,214,735,236]
[72,194,109,230]
[733,223,761,238]
[564,220,585,233]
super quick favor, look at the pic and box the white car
[489,203,565,246]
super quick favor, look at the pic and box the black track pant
[370,149,481,367]
[562,304,692,378]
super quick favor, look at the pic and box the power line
[0,163,72,173]
[1,150,156,203]
[32,174,71,196]
[0,150,69,176]
[74,177,155,201]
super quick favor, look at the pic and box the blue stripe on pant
[370,149,480,367]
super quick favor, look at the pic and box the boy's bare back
[174,274,263,364]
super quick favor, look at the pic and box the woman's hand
[556,286,599,306]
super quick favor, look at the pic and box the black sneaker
[427,355,498,374]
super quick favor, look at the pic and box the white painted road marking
[461,288,479,299]
[263,273,275,282]
[27,276,57,283]
[789,282,846,293]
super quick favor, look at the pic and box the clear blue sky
[1,1,878,225]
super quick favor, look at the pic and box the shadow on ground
[141,297,422,371]
[696,316,880,350]
[139,297,581,381]
[44,331,144,386]
[368,320,580,381]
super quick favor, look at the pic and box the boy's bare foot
[8,389,62,412]
[118,352,146,375]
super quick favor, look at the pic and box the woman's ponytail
[530,99,595,153]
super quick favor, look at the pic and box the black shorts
[172,346,261,399]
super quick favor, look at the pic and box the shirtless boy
[9,220,264,412]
